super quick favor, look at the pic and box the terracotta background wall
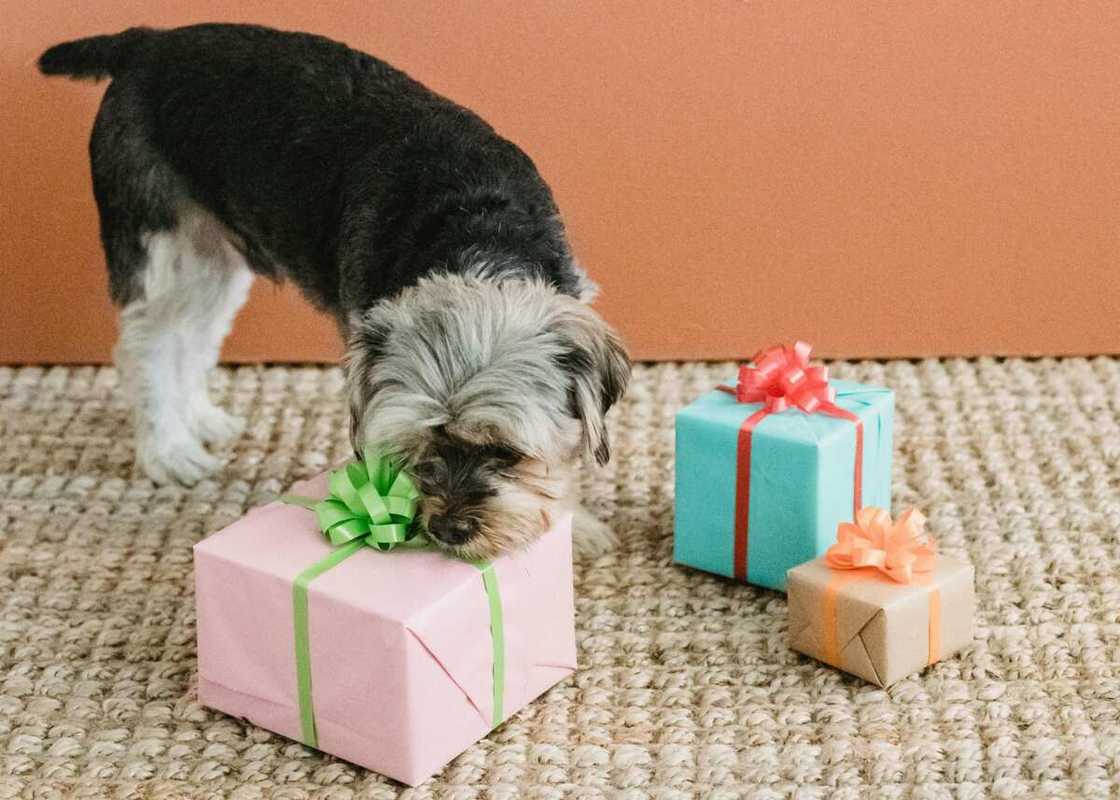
[4,1,1119,363]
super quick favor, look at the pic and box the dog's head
[345,273,630,560]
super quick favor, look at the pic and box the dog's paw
[191,402,245,445]
[572,504,618,557]
[138,433,220,486]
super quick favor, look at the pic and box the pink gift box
[193,475,577,786]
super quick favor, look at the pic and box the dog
[40,23,630,560]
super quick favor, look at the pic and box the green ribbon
[281,450,505,749]
[476,562,505,727]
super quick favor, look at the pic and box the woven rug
[1,358,1119,799]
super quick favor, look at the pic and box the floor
[1,358,1118,799]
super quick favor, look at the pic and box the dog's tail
[38,28,154,81]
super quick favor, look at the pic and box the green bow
[282,449,424,550]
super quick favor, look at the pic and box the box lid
[677,377,892,445]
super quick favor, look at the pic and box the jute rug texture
[1,358,1118,799]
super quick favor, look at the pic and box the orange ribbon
[826,507,937,585]
[717,341,863,582]
[821,508,941,672]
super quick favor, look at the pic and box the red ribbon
[717,342,863,582]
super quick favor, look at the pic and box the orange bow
[825,508,937,584]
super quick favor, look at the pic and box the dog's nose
[427,515,476,545]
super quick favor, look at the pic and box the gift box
[193,457,577,786]
[787,508,975,687]
[674,342,893,591]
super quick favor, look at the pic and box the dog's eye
[482,445,521,467]
[411,460,443,481]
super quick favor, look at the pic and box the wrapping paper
[674,378,893,591]
[194,475,577,786]
[787,556,974,687]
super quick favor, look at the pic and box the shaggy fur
[40,23,630,558]
[347,273,628,559]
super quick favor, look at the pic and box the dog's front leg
[572,504,619,557]
[567,472,619,557]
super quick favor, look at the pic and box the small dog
[40,23,630,559]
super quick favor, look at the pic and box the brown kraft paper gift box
[787,556,975,687]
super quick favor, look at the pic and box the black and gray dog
[40,23,630,559]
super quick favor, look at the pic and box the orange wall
[4,1,1120,363]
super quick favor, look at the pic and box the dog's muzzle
[426,514,477,546]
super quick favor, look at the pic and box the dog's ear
[554,300,631,465]
[345,311,391,456]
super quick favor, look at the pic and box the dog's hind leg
[113,228,224,485]
[175,212,253,447]
[93,81,249,484]
[116,215,252,484]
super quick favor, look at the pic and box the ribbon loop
[825,507,936,584]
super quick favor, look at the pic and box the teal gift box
[674,375,893,592]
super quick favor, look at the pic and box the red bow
[826,508,937,585]
[735,341,835,413]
